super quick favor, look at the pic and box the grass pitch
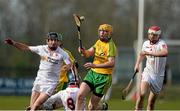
[0,85,180,110]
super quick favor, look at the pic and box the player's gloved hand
[134,69,139,73]
[74,61,79,68]
[134,66,139,73]
[84,62,96,69]
[4,38,14,45]
[78,47,85,53]
[78,47,86,57]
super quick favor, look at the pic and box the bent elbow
[164,50,168,56]
[161,50,168,57]
[111,64,115,68]
[110,61,115,68]
[165,52,168,56]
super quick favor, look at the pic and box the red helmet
[148,26,161,35]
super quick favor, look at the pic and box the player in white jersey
[134,26,168,110]
[41,80,107,111]
[40,71,85,111]
[4,32,71,110]
[41,81,84,110]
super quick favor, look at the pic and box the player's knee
[140,94,145,99]
[139,92,146,99]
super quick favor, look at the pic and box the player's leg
[76,70,94,110]
[96,101,108,110]
[147,91,158,110]
[25,93,36,111]
[91,73,111,110]
[159,72,167,100]
[31,83,57,110]
[27,83,41,110]
[147,75,163,110]
[31,93,49,110]
[102,101,108,110]
[98,86,112,110]
[88,94,102,110]
[104,85,112,101]
[75,82,91,110]
[97,94,109,110]
[135,81,149,110]
[30,91,40,108]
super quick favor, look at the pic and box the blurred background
[0,0,180,109]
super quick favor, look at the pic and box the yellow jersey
[91,39,117,74]
[59,48,75,82]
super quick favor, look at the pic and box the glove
[4,39,14,45]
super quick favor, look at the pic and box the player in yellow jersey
[75,24,117,110]
[55,34,79,93]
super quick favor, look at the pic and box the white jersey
[59,86,80,110]
[142,39,167,76]
[29,45,71,83]
[42,85,84,110]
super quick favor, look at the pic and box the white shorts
[32,79,58,96]
[142,72,164,94]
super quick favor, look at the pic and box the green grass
[0,85,180,110]
[0,96,30,110]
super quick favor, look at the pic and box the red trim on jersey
[162,44,167,49]
[68,85,78,88]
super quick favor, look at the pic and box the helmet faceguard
[98,24,113,33]
[148,26,161,35]
[68,81,79,86]
[68,71,81,87]
[47,32,62,41]
[148,26,161,44]
[98,24,113,42]
[46,32,62,50]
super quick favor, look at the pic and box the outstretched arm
[78,47,94,57]
[4,38,30,51]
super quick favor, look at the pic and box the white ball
[80,16,85,21]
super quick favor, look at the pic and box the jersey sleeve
[93,40,98,50]
[142,41,147,51]
[108,40,117,57]
[62,51,71,65]
[29,45,42,55]
[160,41,168,50]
